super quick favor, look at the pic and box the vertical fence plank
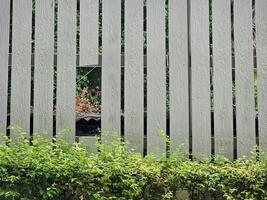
[33,0,54,138]
[0,0,10,138]
[147,0,166,156]
[169,0,189,153]
[10,0,32,137]
[234,0,255,158]
[56,0,77,142]
[213,0,233,159]
[101,0,121,138]
[190,0,211,158]
[124,0,144,153]
[79,136,98,153]
[79,0,98,66]
[256,0,267,151]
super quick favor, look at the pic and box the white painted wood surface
[212,0,233,159]
[256,0,267,151]
[124,0,144,153]
[101,0,121,137]
[79,0,99,66]
[56,0,77,142]
[79,136,98,153]
[3,0,267,156]
[234,0,255,158]
[10,0,32,138]
[33,0,54,138]
[169,0,189,153]
[0,0,10,138]
[190,0,211,158]
[147,0,166,156]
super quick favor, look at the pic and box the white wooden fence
[0,0,267,159]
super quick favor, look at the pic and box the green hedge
[0,133,266,200]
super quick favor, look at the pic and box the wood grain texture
[101,0,121,137]
[79,0,98,66]
[79,136,98,153]
[256,0,267,151]
[124,0,144,153]
[0,0,10,138]
[10,0,32,138]
[33,0,54,138]
[234,0,255,158]
[147,0,166,156]
[212,0,233,159]
[169,0,189,153]
[56,0,77,142]
[190,0,211,158]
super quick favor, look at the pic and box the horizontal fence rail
[0,0,266,159]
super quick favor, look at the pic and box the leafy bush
[0,132,266,200]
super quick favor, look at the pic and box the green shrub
[0,132,266,200]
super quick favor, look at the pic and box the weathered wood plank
[147,0,166,156]
[10,0,32,138]
[101,0,121,138]
[169,0,189,153]
[56,0,77,142]
[234,0,255,158]
[79,136,98,153]
[0,0,10,138]
[191,0,211,158]
[33,0,54,138]
[213,0,233,159]
[124,0,144,153]
[256,0,267,151]
[79,0,98,66]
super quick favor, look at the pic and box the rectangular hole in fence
[76,67,101,137]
